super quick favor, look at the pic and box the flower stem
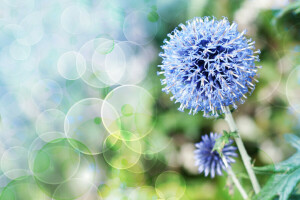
[228,167,248,199]
[222,157,248,199]
[224,107,260,194]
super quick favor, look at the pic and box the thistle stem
[224,107,260,194]
[222,157,248,199]
[228,168,248,199]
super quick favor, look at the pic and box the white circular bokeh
[61,5,92,34]
[92,41,126,86]
[35,109,66,141]
[102,85,156,141]
[64,98,120,155]
[79,38,115,88]
[123,11,157,45]
[1,146,30,179]
[57,51,86,80]
[31,79,63,110]
[18,12,44,45]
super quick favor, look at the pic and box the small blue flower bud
[194,132,237,178]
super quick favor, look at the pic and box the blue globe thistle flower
[158,17,261,117]
[194,132,237,178]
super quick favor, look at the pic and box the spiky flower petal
[158,16,261,117]
[194,132,237,178]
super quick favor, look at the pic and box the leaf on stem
[212,130,238,156]
[253,134,300,200]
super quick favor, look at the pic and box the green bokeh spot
[94,117,102,124]
[121,158,128,166]
[108,139,122,151]
[33,151,51,173]
[151,5,157,10]
[120,130,134,141]
[121,104,134,116]
[147,11,159,22]
[0,176,47,200]
[32,138,95,200]
[98,184,111,198]
[32,138,81,185]
[143,152,154,160]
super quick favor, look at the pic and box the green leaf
[226,130,238,138]
[284,134,300,150]
[253,134,300,200]
[212,131,238,156]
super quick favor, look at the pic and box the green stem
[228,167,248,199]
[224,107,261,194]
[222,157,248,199]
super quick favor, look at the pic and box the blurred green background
[0,0,299,199]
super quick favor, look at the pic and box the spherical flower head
[158,16,261,117]
[194,132,237,178]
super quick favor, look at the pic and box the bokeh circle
[155,171,186,200]
[57,51,86,80]
[102,85,156,141]
[64,98,120,155]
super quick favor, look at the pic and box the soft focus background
[0,0,299,199]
